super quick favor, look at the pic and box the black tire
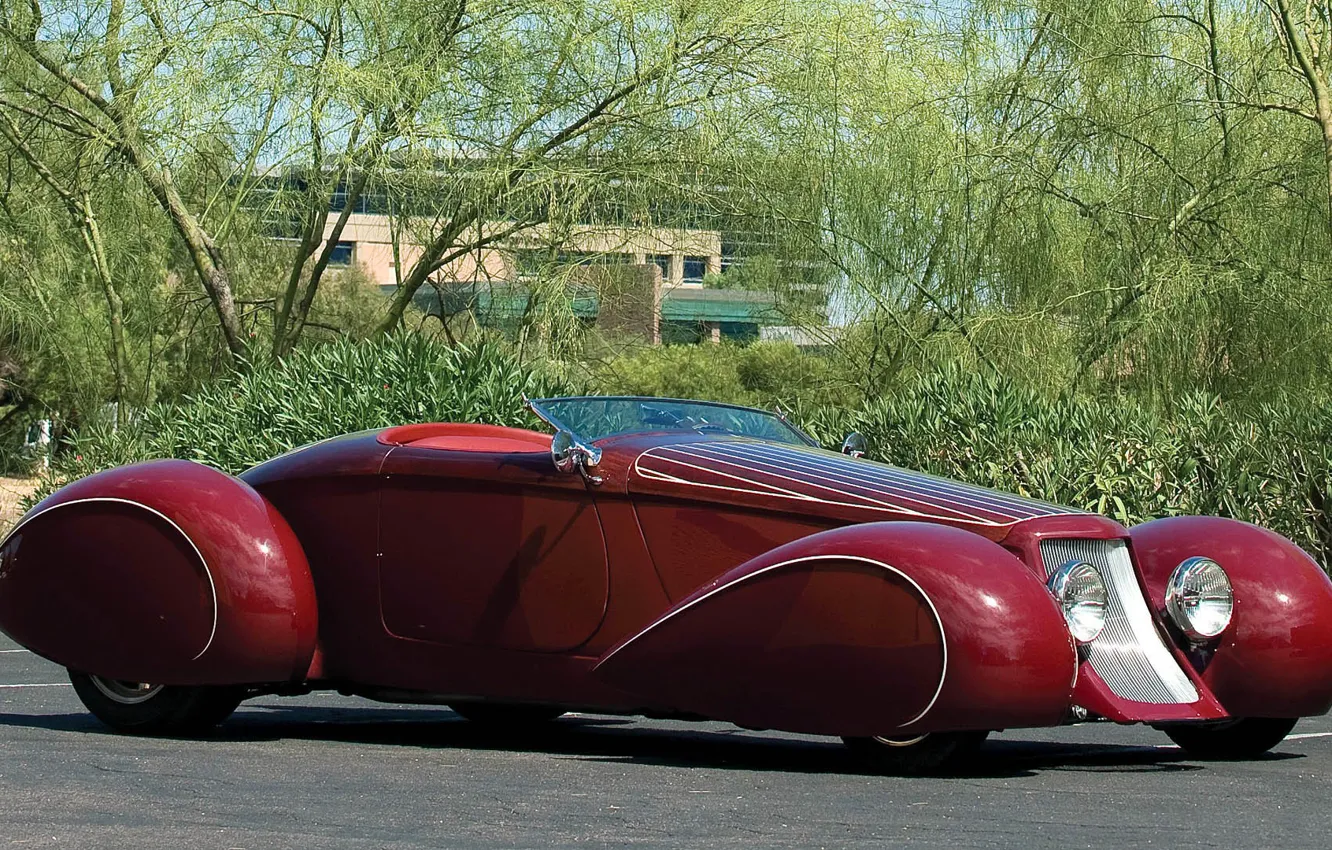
[449,702,566,726]
[842,730,990,775]
[69,670,244,736]
[1162,717,1298,760]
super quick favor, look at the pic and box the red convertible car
[3,395,1332,773]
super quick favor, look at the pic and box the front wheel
[842,730,990,775]
[1161,718,1298,760]
[69,671,244,735]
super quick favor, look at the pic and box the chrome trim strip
[635,459,992,524]
[1040,538,1197,704]
[677,443,1009,523]
[635,441,1081,526]
[598,554,948,729]
[0,496,219,662]
[637,450,822,503]
[726,442,1063,518]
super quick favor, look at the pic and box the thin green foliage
[32,335,1332,571]
[38,334,572,489]
[806,368,1332,566]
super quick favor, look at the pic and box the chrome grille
[1040,538,1198,704]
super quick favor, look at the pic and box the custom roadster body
[3,395,1332,773]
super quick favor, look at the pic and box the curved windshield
[529,396,815,446]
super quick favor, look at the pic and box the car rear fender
[0,460,317,686]
[592,521,1076,737]
[1131,516,1332,718]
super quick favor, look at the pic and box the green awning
[395,283,777,325]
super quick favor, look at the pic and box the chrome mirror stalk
[550,429,603,485]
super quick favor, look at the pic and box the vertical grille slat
[1040,538,1198,705]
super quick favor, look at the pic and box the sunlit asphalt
[2,632,1330,849]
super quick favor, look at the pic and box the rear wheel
[449,702,566,726]
[842,730,990,775]
[1162,718,1297,759]
[69,671,244,735]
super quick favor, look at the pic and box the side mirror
[551,430,578,474]
[840,432,867,458]
[551,429,603,483]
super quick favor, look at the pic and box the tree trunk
[278,170,371,356]
[1273,0,1332,240]
[120,140,248,364]
[273,197,326,358]
[79,196,129,426]
[374,214,478,335]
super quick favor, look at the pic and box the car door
[377,444,609,653]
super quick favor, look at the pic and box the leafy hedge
[38,334,571,484]
[33,336,1332,568]
[800,369,1332,564]
[596,340,850,409]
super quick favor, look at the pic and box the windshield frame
[527,395,818,447]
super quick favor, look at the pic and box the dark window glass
[683,256,707,282]
[720,242,738,273]
[649,254,672,279]
[530,396,811,445]
[328,241,355,266]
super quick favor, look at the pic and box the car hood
[620,435,1091,540]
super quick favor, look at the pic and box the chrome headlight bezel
[1047,560,1109,643]
[1165,556,1234,640]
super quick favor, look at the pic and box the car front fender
[1131,516,1332,718]
[593,521,1076,737]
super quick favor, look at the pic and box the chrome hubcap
[90,676,163,705]
[872,733,929,748]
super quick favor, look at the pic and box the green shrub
[36,334,572,498]
[598,340,848,408]
[599,342,751,402]
[817,367,1332,566]
[31,336,1332,571]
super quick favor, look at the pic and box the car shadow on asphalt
[0,703,1302,779]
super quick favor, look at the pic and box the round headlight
[1165,557,1233,639]
[1047,561,1109,643]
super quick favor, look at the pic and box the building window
[329,183,378,214]
[721,322,759,342]
[328,241,355,266]
[649,254,672,279]
[720,243,738,274]
[683,256,707,283]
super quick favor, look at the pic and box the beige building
[324,214,722,291]
[322,212,778,343]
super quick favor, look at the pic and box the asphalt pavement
[2,632,1330,849]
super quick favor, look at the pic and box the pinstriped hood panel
[631,439,1083,528]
